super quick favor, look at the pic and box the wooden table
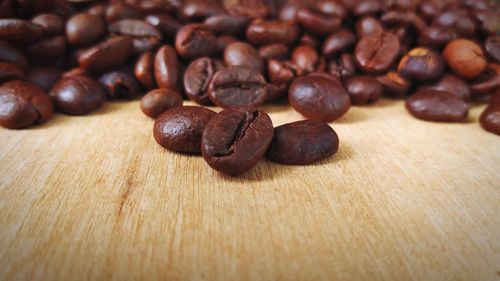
[0,99,499,281]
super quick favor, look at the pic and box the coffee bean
[62,67,89,79]
[355,16,384,38]
[98,71,140,100]
[201,109,274,175]
[208,66,267,108]
[266,120,339,165]
[490,91,500,105]
[0,80,53,129]
[215,35,238,55]
[154,45,180,90]
[184,57,223,105]
[26,66,62,92]
[315,0,348,19]
[25,36,66,64]
[485,36,500,63]
[246,19,299,46]
[443,39,487,80]
[473,10,499,36]
[405,90,468,122]
[296,7,341,36]
[0,39,29,71]
[134,52,156,90]
[31,13,64,37]
[105,3,143,23]
[204,14,250,36]
[345,75,382,105]
[289,74,350,122]
[179,0,225,21]
[0,19,44,44]
[79,36,134,73]
[50,76,106,115]
[145,14,182,40]
[175,24,216,59]
[223,0,271,19]
[108,19,163,53]
[419,74,470,101]
[66,13,106,46]
[328,53,357,80]
[469,64,500,97]
[0,62,24,84]
[354,31,400,74]
[398,47,444,82]
[376,71,411,98]
[258,44,289,61]
[479,103,500,135]
[299,33,320,48]
[141,88,182,118]
[265,83,288,102]
[322,29,356,59]
[154,106,216,154]
[224,42,263,73]
[433,10,475,37]
[352,0,382,17]
[418,26,456,48]
[291,45,325,75]
[267,59,297,86]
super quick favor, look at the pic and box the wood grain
[0,99,499,281]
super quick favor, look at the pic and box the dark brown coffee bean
[433,10,475,37]
[265,83,288,102]
[88,3,106,18]
[0,62,24,84]
[98,71,140,100]
[278,2,303,21]
[224,42,263,73]
[352,0,381,17]
[266,120,339,165]
[204,14,250,36]
[345,75,382,105]
[109,19,163,54]
[66,13,105,46]
[175,24,216,60]
[141,88,182,118]
[299,33,320,48]
[354,31,400,74]
[376,71,411,98]
[0,19,43,44]
[62,67,89,79]
[473,10,499,36]
[184,57,223,105]
[267,59,297,86]
[180,0,226,21]
[25,35,66,64]
[419,75,470,101]
[134,52,156,90]
[443,39,487,79]
[208,66,267,108]
[355,16,384,38]
[397,47,444,82]
[0,40,29,71]
[479,103,500,135]
[258,44,289,61]
[50,76,106,115]
[154,106,216,154]
[296,7,341,36]
[154,45,180,90]
[485,36,500,63]
[322,29,356,59]
[291,45,325,75]
[223,0,270,19]
[26,66,61,92]
[246,19,299,46]
[79,36,134,73]
[314,0,348,19]
[405,90,468,122]
[105,3,143,23]
[418,26,456,48]
[201,109,274,176]
[31,13,64,37]
[328,53,357,80]
[416,0,438,22]
[0,80,53,129]
[145,14,182,40]
[469,64,500,97]
[215,35,238,54]
[289,74,350,122]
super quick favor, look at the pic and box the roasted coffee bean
[479,103,500,135]
[443,39,487,79]
[50,76,106,115]
[0,19,43,44]
[376,71,411,98]
[208,66,267,108]
[179,0,225,21]
[328,53,357,80]
[289,74,350,122]
[175,24,216,59]
[154,45,180,90]
[88,3,106,18]
[98,71,140,100]
[469,65,500,97]
[25,36,66,64]
[215,35,238,54]
[141,88,182,118]
[267,59,297,86]
[299,33,320,48]
[26,66,61,92]
[108,19,163,53]
[354,31,400,74]
[266,120,339,165]
[419,74,470,101]
[66,13,105,46]
[355,16,384,38]
[184,57,223,105]
[265,83,288,102]
[416,0,438,22]
[246,19,299,46]
[322,29,356,59]
[314,0,348,19]
[345,75,382,105]
[31,13,64,37]
[154,106,216,154]
[278,2,303,21]
[62,67,88,79]
[201,109,274,176]
[145,14,182,40]
[296,7,341,36]
[223,0,270,19]
[134,52,156,90]
[291,45,325,75]
[105,3,143,23]
[224,42,263,73]
[0,40,29,71]
[0,80,53,129]
[352,0,381,17]
[485,36,500,63]
[433,10,475,37]
[418,26,456,48]
[79,36,134,73]
[204,14,250,36]
[0,63,24,84]
[405,90,468,122]
[258,44,289,61]
[473,10,499,36]
[398,47,444,82]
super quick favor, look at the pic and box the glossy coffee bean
[208,66,267,108]
[258,44,289,61]
[66,13,105,46]
[405,90,468,122]
[0,40,29,71]
[354,31,400,74]
[345,75,382,105]
[224,42,263,73]
[246,19,299,46]
[267,59,297,86]
[145,14,182,40]
[223,0,271,19]
[352,0,382,17]
[98,71,140,100]
[0,62,24,84]
[215,35,238,55]
[154,45,180,90]
[328,53,357,80]
[479,103,500,135]
[0,19,43,44]
[296,7,341,36]
[62,67,88,79]
[141,88,182,118]
[154,106,216,154]
[0,80,53,129]
[134,52,156,90]
[433,10,475,37]
[355,16,384,38]
[25,36,66,64]
[299,33,320,48]
[32,13,64,37]
[179,0,225,21]
[79,36,134,73]
[376,71,411,98]
[105,3,143,23]
[175,24,216,59]
[26,66,61,92]
[265,83,288,102]
[184,57,223,105]
[204,14,250,36]
[443,39,487,79]
[201,109,274,176]
[322,29,356,59]
[266,120,339,165]
[289,74,351,122]
[418,26,456,48]
[291,45,325,75]
[419,75,470,101]
[108,19,163,53]
[485,36,500,63]
[50,76,106,115]
[398,47,444,82]
[314,0,348,19]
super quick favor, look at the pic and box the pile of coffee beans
[0,0,499,175]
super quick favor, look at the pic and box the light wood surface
[0,99,499,281]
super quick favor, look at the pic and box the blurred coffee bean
[246,19,299,46]
[352,0,382,17]
[258,44,289,61]
[79,36,134,73]
[180,0,226,21]
[344,75,382,105]
[398,47,444,82]
[224,42,263,73]
[0,62,24,84]
[485,36,500,63]
[376,71,411,98]
[215,35,238,55]
[443,39,487,79]
[105,3,143,23]
[154,45,180,90]
[99,71,140,100]
[354,32,399,74]
[405,90,468,122]
[480,103,500,135]
[145,14,181,41]
[322,29,356,59]
[109,19,163,54]
[296,6,341,36]
[66,13,106,46]
[419,75,470,101]
[355,16,384,38]
[184,57,223,105]
[134,52,156,90]
[50,76,106,115]
[175,24,216,59]
[204,14,250,36]
[0,19,43,44]
[328,53,357,80]
[31,13,64,37]
[26,66,62,92]
[141,88,183,118]
[0,40,29,71]
[291,45,325,75]
[25,36,66,64]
